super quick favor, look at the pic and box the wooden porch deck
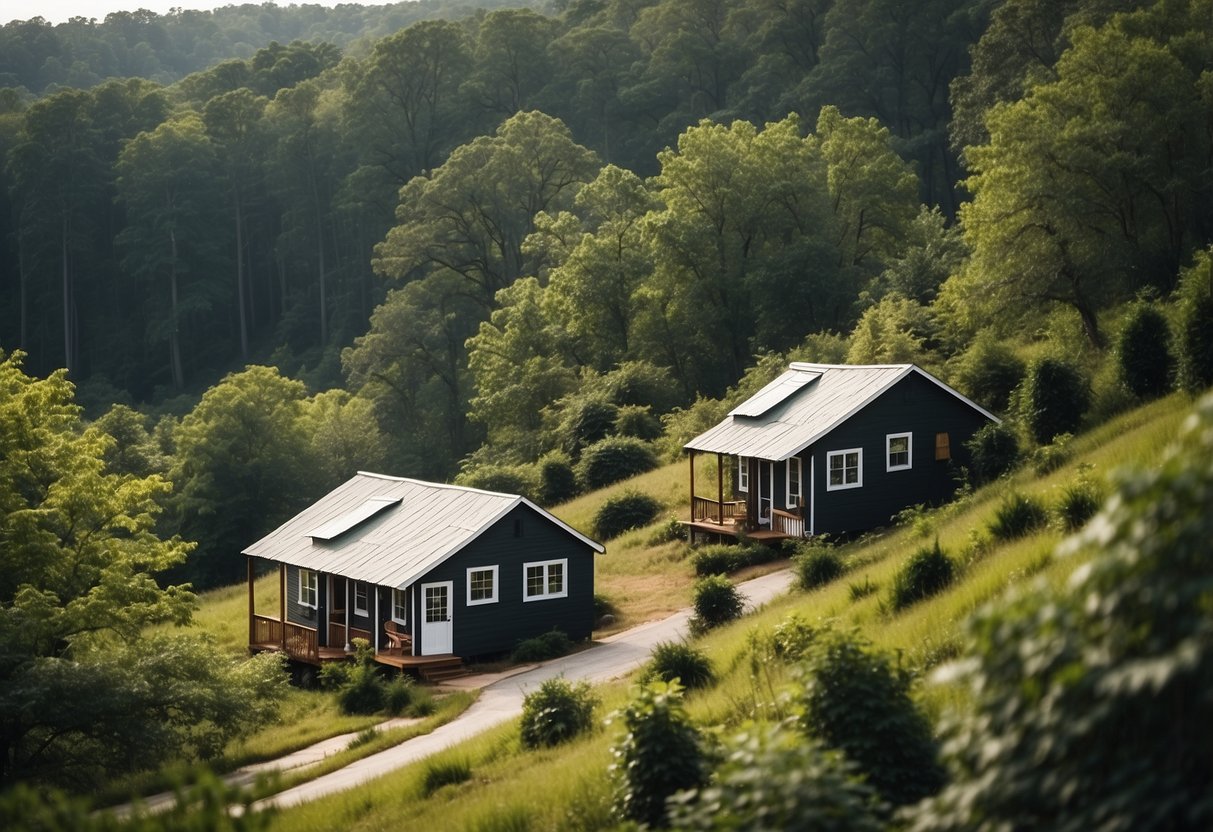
[682,518,799,542]
[250,614,465,680]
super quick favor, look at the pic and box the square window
[826,449,863,491]
[467,566,499,605]
[887,433,912,471]
[391,588,407,623]
[299,569,318,609]
[786,456,802,508]
[524,559,568,601]
[353,582,368,616]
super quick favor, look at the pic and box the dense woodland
[2,0,1213,578]
[1,0,1213,815]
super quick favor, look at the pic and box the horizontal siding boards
[810,373,991,536]
[414,504,596,659]
[284,563,324,631]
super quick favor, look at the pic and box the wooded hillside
[1,0,1211,589]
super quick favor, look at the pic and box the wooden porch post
[247,556,254,648]
[279,562,286,651]
[746,457,760,531]
[373,588,380,654]
[716,452,724,524]
[344,582,351,652]
[688,450,696,546]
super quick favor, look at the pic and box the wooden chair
[384,620,412,654]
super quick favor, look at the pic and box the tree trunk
[235,196,249,360]
[169,228,185,390]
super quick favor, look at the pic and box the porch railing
[771,508,805,538]
[329,623,373,648]
[251,614,318,663]
[691,496,746,524]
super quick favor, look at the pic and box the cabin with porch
[244,472,604,680]
[684,363,998,543]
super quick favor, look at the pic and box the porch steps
[415,656,467,683]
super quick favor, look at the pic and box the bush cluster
[324,639,420,717]
[988,492,1049,541]
[1117,303,1174,399]
[610,681,708,829]
[689,575,744,633]
[1054,474,1104,532]
[421,757,472,796]
[577,437,659,490]
[642,642,715,690]
[668,725,884,831]
[593,489,662,540]
[797,631,945,808]
[690,541,776,576]
[1029,432,1072,475]
[1019,357,1091,445]
[510,629,572,664]
[965,422,1020,484]
[536,453,578,507]
[519,677,597,749]
[793,544,844,590]
[889,540,955,611]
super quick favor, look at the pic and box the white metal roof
[685,363,999,461]
[243,472,604,588]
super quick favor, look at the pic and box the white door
[420,581,453,655]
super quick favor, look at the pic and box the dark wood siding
[808,373,992,536]
[284,564,324,631]
[409,504,597,658]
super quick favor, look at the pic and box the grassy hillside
[250,392,1192,830]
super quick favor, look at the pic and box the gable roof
[243,472,604,589]
[685,363,999,461]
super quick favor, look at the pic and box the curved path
[132,568,793,817]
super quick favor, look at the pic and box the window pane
[470,569,493,601]
[548,563,564,594]
[526,565,544,597]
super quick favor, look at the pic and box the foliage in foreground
[0,352,287,788]
[909,393,1213,831]
[797,631,945,808]
[689,575,745,634]
[519,677,598,750]
[610,681,709,829]
[669,722,885,832]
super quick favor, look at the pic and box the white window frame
[353,581,368,616]
[886,432,913,472]
[391,588,407,624]
[737,456,749,492]
[786,456,802,508]
[826,448,863,491]
[298,568,318,609]
[523,559,568,602]
[466,565,499,606]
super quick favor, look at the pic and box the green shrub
[643,642,715,690]
[336,639,387,715]
[1029,432,1071,475]
[953,335,1026,415]
[536,453,578,507]
[558,396,620,458]
[690,542,776,576]
[647,515,686,545]
[577,437,659,490]
[510,629,573,663]
[615,404,663,441]
[848,576,878,601]
[1020,357,1091,444]
[794,546,844,590]
[421,756,471,796]
[908,393,1213,831]
[690,575,744,633]
[768,614,819,661]
[383,675,414,716]
[1118,303,1174,399]
[668,725,884,831]
[797,631,944,807]
[890,540,955,611]
[1055,474,1104,532]
[965,422,1020,484]
[520,677,598,749]
[317,660,352,690]
[455,464,537,500]
[610,681,708,828]
[593,489,661,539]
[988,492,1049,541]
[1179,290,1213,393]
[468,806,532,832]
